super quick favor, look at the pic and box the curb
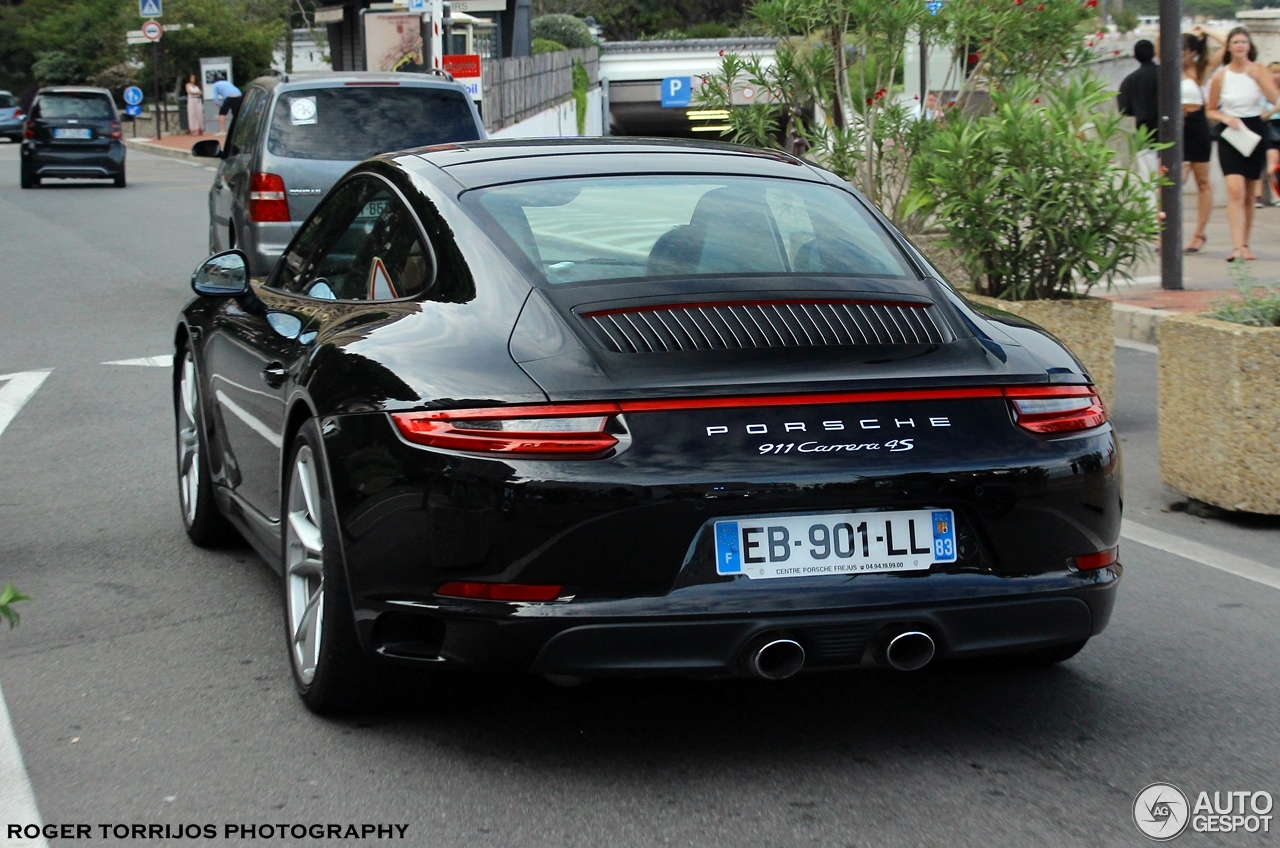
[125,137,194,162]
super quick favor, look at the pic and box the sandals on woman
[1185,234,1207,254]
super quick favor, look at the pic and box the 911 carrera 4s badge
[714,509,956,579]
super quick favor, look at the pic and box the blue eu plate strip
[715,521,740,574]
[931,510,957,562]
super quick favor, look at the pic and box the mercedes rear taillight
[1005,386,1107,434]
[248,172,289,222]
[392,404,621,455]
[109,121,122,139]
[23,120,34,139]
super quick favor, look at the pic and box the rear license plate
[53,128,92,139]
[714,509,957,579]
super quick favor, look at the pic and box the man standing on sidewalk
[1119,40,1161,179]
[211,78,242,135]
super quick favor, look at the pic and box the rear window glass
[266,86,479,160]
[36,94,113,119]
[467,176,914,285]
[0,94,15,108]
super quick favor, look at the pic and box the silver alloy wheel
[176,353,201,526]
[285,445,325,685]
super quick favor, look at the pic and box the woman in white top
[1182,32,1213,253]
[1206,27,1280,261]
[185,74,203,137]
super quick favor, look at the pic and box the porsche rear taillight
[392,403,621,455]
[1005,386,1107,434]
[248,172,289,222]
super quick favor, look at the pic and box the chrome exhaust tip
[748,638,806,680]
[884,631,935,671]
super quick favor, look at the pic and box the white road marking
[101,355,172,367]
[1122,519,1280,591]
[1115,338,1158,354]
[0,373,51,847]
[0,681,48,847]
[0,371,52,440]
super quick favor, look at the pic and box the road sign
[125,104,142,117]
[123,86,144,106]
[442,54,482,102]
[408,0,425,11]
[141,20,163,41]
[139,0,162,17]
[661,77,692,108]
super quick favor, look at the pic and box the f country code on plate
[715,509,957,579]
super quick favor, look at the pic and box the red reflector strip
[1073,547,1118,570]
[435,581,561,601]
[390,383,1107,455]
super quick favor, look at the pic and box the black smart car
[174,139,1122,715]
[21,87,126,188]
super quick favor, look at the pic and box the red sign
[141,20,164,41]
[442,54,481,79]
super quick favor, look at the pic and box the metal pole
[152,40,162,139]
[1158,0,1183,289]
[920,32,928,119]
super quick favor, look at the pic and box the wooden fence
[481,47,599,133]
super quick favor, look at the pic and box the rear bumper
[361,567,1120,675]
[242,221,293,276]
[24,141,124,176]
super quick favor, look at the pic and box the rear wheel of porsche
[175,345,238,546]
[283,420,377,715]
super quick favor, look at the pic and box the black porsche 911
[174,138,1121,714]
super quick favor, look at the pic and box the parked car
[0,90,24,142]
[174,139,1122,715]
[191,71,484,277]
[20,87,125,188]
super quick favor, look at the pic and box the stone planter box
[1158,314,1280,515]
[963,294,1115,412]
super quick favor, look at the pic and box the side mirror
[192,250,250,297]
[191,138,222,158]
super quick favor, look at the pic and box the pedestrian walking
[1262,62,1280,203]
[1182,32,1214,253]
[185,74,203,136]
[1119,39,1160,180]
[1206,27,1280,261]
[211,78,242,135]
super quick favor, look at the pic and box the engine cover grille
[581,300,948,353]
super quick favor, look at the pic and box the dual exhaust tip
[744,629,936,680]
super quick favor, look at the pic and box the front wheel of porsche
[175,345,237,546]
[283,420,376,714]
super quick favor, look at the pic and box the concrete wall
[488,85,604,138]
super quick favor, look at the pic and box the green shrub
[907,76,1163,300]
[533,38,568,54]
[572,57,588,135]
[532,14,594,50]
[33,51,80,86]
[1113,9,1139,35]
[687,22,731,38]
[1211,283,1280,327]
[1,584,29,630]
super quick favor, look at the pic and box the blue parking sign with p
[661,77,692,108]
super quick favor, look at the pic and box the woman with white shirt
[1206,26,1280,261]
[1182,32,1213,253]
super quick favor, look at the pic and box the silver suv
[192,72,484,277]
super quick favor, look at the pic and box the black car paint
[177,139,1120,677]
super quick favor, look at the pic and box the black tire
[19,162,36,189]
[113,167,126,188]
[282,420,379,715]
[174,344,240,546]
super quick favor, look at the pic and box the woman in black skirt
[1206,27,1280,260]
[1182,32,1213,253]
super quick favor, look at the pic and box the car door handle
[261,362,287,388]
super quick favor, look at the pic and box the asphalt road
[1,144,1279,848]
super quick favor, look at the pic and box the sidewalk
[124,129,220,162]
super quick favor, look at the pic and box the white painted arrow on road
[101,355,172,368]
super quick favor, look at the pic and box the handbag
[1222,124,1262,157]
